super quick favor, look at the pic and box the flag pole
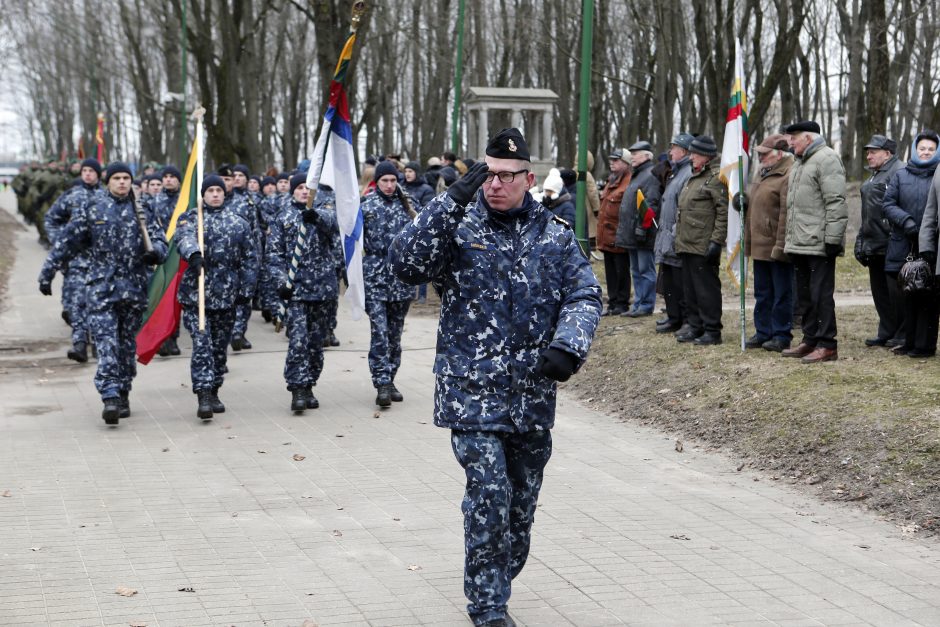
[575,0,595,254]
[450,0,466,154]
[191,106,206,332]
[738,154,746,351]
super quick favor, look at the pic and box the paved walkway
[1,192,938,627]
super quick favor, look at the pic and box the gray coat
[917,166,940,274]
[654,157,692,267]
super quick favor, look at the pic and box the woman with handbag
[884,130,940,357]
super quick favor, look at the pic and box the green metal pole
[450,0,466,154]
[574,0,595,253]
[738,154,746,351]
[180,0,188,166]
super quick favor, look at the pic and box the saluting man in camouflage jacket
[38,162,167,425]
[390,128,602,627]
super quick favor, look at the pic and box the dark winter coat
[614,159,662,250]
[857,155,904,258]
[543,191,576,226]
[883,160,939,271]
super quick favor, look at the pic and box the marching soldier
[360,160,416,407]
[267,174,339,412]
[38,162,167,425]
[222,164,260,350]
[174,175,258,420]
[313,183,343,347]
[390,128,602,627]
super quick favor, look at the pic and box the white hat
[542,168,564,195]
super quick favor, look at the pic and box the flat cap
[863,134,897,153]
[486,128,531,161]
[755,134,790,154]
[669,133,695,151]
[628,140,653,153]
[784,120,821,134]
[609,147,631,161]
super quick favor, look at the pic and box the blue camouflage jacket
[40,191,168,311]
[390,191,602,433]
[153,189,180,230]
[361,189,416,302]
[267,201,339,302]
[314,187,346,271]
[174,204,259,309]
[44,183,101,271]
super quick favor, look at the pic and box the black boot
[231,334,244,351]
[389,383,403,402]
[157,341,170,357]
[61,310,71,325]
[261,308,272,323]
[167,337,181,356]
[240,336,252,350]
[305,386,319,409]
[102,397,121,425]
[209,388,225,413]
[291,389,307,413]
[375,385,392,408]
[118,390,131,418]
[328,332,340,347]
[67,342,88,363]
[196,389,214,420]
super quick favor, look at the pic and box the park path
[1,191,938,627]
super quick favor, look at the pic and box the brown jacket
[597,170,631,252]
[744,157,791,262]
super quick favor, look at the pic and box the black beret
[628,140,653,153]
[217,163,234,177]
[201,174,225,196]
[233,164,250,176]
[261,176,276,188]
[290,173,307,195]
[104,162,133,182]
[373,160,399,182]
[784,120,821,134]
[276,172,291,182]
[161,165,182,181]
[485,128,531,161]
[80,158,102,176]
[689,135,718,157]
[863,134,897,153]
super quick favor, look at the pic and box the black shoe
[656,316,671,325]
[67,342,88,363]
[676,329,704,343]
[328,333,340,347]
[655,321,682,334]
[240,337,252,350]
[864,337,887,347]
[118,391,130,418]
[674,323,693,337]
[196,389,214,420]
[157,341,170,357]
[209,388,225,413]
[261,308,273,323]
[908,349,936,358]
[375,385,392,407]
[102,398,121,425]
[762,338,790,352]
[305,387,319,409]
[231,335,244,351]
[291,389,307,413]
[602,307,625,317]
[61,310,71,325]
[891,344,911,355]
[480,617,516,627]
[885,338,905,348]
[167,337,181,356]
[389,383,403,402]
[694,333,722,345]
[745,335,769,349]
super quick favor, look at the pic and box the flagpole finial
[97,112,105,121]
[350,1,367,32]
[190,105,206,123]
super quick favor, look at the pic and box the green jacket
[784,138,847,256]
[675,158,728,256]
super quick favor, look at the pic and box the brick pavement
[1,193,939,626]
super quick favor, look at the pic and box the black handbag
[898,254,934,294]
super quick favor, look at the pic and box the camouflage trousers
[87,301,144,399]
[365,298,411,387]
[182,306,235,392]
[232,300,252,337]
[326,295,338,333]
[62,267,88,346]
[450,429,553,625]
[284,300,330,390]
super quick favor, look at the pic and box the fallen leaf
[335,435,344,438]
[856,544,871,550]
[418,421,427,425]
[161,448,170,453]
[227,435,237,440]
[301,495,314,499]
[231,512,238,518]
[373,412,381,419]
[115,586,138,597]
[293,454,306,461]
[736,462,745,472]
[1,490,11,497]
[669,534,691,541]
[332,530,343,537]
[674,440,684,453]
[407,564,422,571]
[29,547,41,551]
[257,450,267,454]
[177,587,195,593]
[301,620,319,627]
[282,442,291,446]
[393,517,400,522]
[129,622,148,627]
[336,507,344,510]
[657,388,671,394]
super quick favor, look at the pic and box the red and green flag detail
[135,138,200,364]
[636,189,655,228]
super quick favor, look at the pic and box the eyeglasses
[483,169,529,184]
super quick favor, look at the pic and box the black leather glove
[920,250,936,267]
[634,226,648,241]
[277,284,294,300]
[537,347,578,382]
[39,279,52,296]
[732,192,748,212]
[141,249,161,265]
[903,218,919,236]
[825,243,843,258]
[446,161,490,207]
[301,209,319,224]
[337,267,348,288]
[188,252,204,273]
[705,241,722,263]
[853,238,868,266]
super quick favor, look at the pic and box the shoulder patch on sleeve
[552,215,571,229]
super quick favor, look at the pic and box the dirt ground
[567,305,940,537]
[0,206,24,314]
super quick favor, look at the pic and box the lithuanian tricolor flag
[136,138,200,364]
[636,189,656,229]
